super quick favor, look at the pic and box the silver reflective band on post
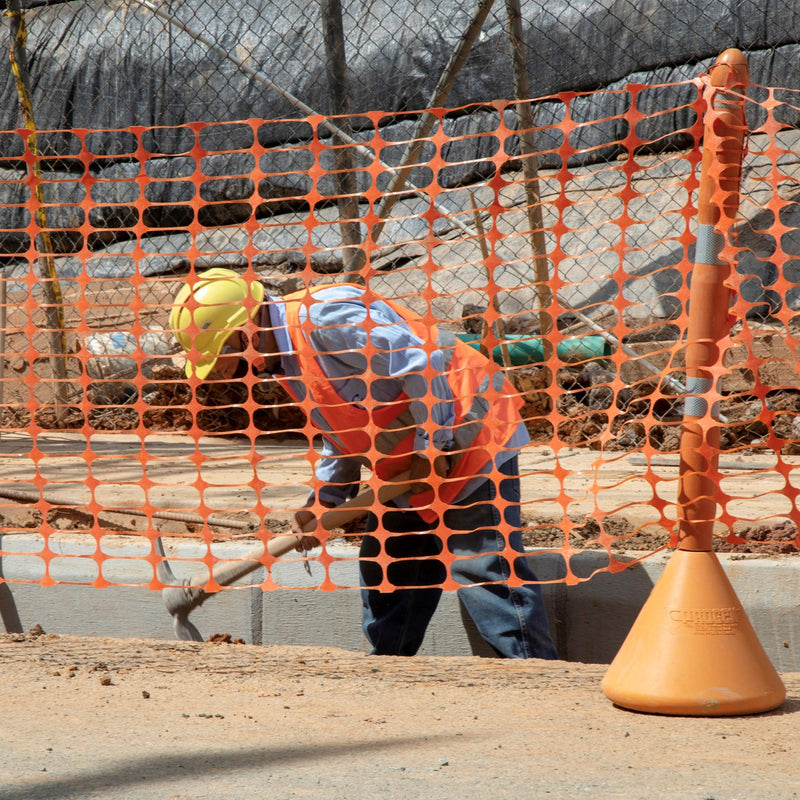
[695,223,725,266]
[683,375,713,418]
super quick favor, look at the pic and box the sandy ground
[0,632,798,800]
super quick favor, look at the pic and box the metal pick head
[173,612,204,642]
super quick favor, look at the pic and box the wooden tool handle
[198,471,414,589]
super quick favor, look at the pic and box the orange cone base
[601,549,786,716]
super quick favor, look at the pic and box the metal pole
[0,483,255,530]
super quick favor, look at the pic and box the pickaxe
[156,472,413,641]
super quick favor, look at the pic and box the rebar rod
[0,485,254,530]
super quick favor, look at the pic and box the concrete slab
[1,535,797,670]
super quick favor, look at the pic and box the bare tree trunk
[6,0,72,422]
[321,0,364,275]
[505,0,553,353]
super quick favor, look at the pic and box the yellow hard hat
[169,268,265,379]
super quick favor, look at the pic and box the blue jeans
[359,456,558,659]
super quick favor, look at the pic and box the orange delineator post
[601,49,786,716]
[678,47,749,554]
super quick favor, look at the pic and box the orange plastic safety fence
[0,72,798,598]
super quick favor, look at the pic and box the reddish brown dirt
[4,343,799,558]
[1,492,795,556]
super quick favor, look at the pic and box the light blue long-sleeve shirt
[264,284,529,506]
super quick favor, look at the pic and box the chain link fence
[3,1,798,273]
[0,1,797,411]
[4,0,799,130]
[0,1,799,571]
[1,0,799,415]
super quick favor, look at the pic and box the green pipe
[456,333,612,366]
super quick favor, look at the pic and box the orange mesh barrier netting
[0,69,798,597]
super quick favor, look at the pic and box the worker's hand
[408,452,452,495]
[432,452,452,478]
[291,508,320,551]
[408,453,431,494]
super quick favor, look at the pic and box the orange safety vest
[275,285,523,519]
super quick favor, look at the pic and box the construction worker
[169,268,558,659]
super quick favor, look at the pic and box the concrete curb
[1,535,798,670]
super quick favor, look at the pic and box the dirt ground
[0,631,798,800]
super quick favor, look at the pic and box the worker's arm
[291,468,416,551]
[292,446,360,549]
